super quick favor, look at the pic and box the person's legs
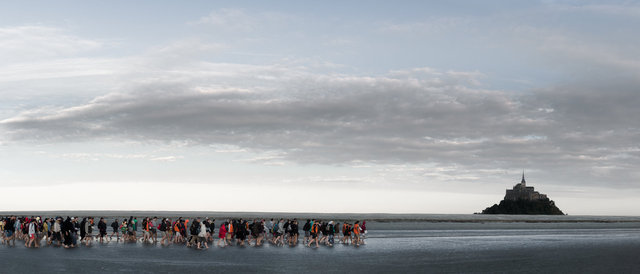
[201,237,208,248]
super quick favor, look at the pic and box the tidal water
[2,212,640,273]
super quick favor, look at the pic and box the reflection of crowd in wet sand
[1,216,367,249]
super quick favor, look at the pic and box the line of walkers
[1,216,367,249]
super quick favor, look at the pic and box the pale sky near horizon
[1,1,640,215]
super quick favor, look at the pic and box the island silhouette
[482,172,564,215]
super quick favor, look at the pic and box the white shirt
[198,223,207,237]
[29,222,36,235]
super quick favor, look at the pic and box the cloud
[3,3,640,193]
[551,3,640,18]
[3,59,640,189]
[0,26,103,62]
[0,58,123,82]
[0,66,516,153]
[512,26,640,78]
[378,17,470,35]
[374,3,640,81]
[191,8,292,32]
[0,25,123,101]
[150,156,183,162]
[34,151,181,162]
[192,8,255,31]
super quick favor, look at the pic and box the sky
[1,1,639,215]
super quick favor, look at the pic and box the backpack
[158,222,166,232]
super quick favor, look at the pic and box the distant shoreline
[2,210,640,223]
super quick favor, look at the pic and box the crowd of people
[1,216,367,249]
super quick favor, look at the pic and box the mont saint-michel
[482,173,564,215]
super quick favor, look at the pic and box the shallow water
[2,222,640,273]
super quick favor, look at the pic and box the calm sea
[1,212,639,273]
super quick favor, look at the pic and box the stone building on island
[504,172,548,201]
[481,172,564,215]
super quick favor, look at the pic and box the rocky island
[482,173,564,215]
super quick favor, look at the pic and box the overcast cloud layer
[1,1,640,214]
[3,61,640,189]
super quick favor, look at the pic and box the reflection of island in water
[482,173,564,215]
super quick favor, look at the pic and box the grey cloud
[2,68,640,188]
